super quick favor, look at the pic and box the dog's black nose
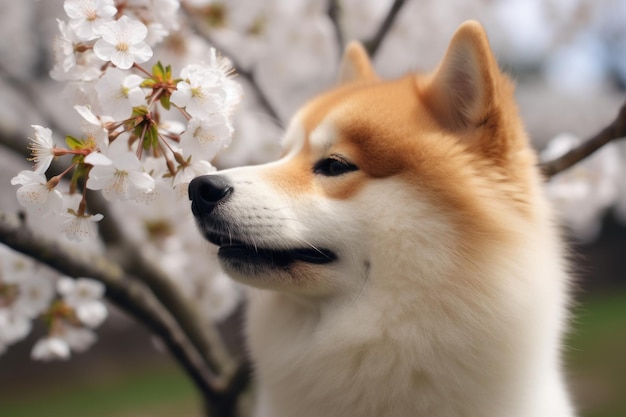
[188,175,233,215]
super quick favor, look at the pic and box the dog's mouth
[205,231,337,268]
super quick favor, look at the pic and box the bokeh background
[0,0,625,416]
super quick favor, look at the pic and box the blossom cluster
[0,247,107,360]
[12,0,241,242]
[3,0,243,360]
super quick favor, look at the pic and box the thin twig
[180,3,282,123]
[327,0,344,52]
[540,101,626,178]
[364,0,408,57]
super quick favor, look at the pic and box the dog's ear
[337,42,377,84]
[422,21,500,131]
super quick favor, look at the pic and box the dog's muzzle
[188,174,337,270]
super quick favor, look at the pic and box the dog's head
[189,21,540,298]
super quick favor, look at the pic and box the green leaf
[65,135,83,150]
[141,79,156,88]
[69,163,87,194]
[132,106,149,117]
[148,125,160,150]
[160,94,171,110]
[152,61,165,80]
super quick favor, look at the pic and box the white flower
[61,324,97,352]
[0,308,32,345]
[10,170,63,216]
[74,105,111,147]
[145,22,169,47]
[31,336,71,361]
[205,48,242,116]
[57,277,108,328]
[95,68,146,120]
[12,275,55,319]
[202,271,241,321]
[28,125,55,173]
[93,16,153,70]
[52,19,81,74]
[64,0,117,40]
[86,139,155,201]
[60,210,104,242]
[151,0,180,32]
[181,114,233,160]
[0,246,37,285]
[172,159,215,200]
[170,64,227,118]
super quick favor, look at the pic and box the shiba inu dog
[189,20,575,417]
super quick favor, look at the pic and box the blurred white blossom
[57,277,108,328]
[31,336,71,361]
[64,0,117,40]
[12,275,55,319]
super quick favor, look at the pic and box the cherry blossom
[61,324,97,352]
[51,19,82,74]
[27,125,55,173]
[12,275,55,319]
[181,114,233,160]
[0,309,32,347]
[93,16,153,70]
[57,277,108,328]
[170,64,227,118]
[10,170,64,216]
[64,0,117,41]
[60,210,104,242]
[95,68,146,120]
[172,159,215,200]
[31,336,71,361]
[86,140,156,201]
[74,105,111,148]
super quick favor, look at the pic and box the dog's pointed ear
[423,21,500,131]
[337,42,377,84]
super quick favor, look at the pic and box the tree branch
[86,192,239,381]
[327,0,344,52]
[0,65,65,136]
[540,101,626,178]
[364,0,407,57]
[0,210,223,402]
[0,126,240,383]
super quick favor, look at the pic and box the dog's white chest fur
[246,221,574,417]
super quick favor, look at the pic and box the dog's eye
[313,156,358,177]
